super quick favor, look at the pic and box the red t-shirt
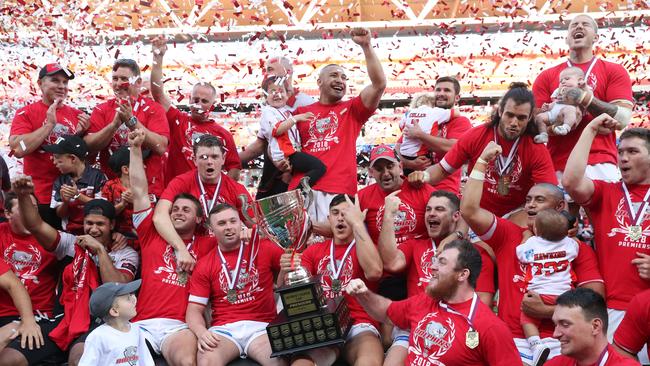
[479,216,603,338]
[387,293,520,366]
[100,178,134,235]
[545,344,640,366]
[432,115,472,194]
[10,101,83,203]
[88,97,169,196]
[614,289,650,360]
[533,58,633,171]
[475,245,496,295]
[398,238,438,298]
[0,223,62,317]
[583,181,650,310]
[289,96,375,195]
[160,170,252,224]
[165,107,241,183]
[301,240,378,326]
[188,239,283,326]
[131,208,215,322]
[359,180,434,245]
[441,124,557,217]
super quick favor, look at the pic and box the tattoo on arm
[586,97,619,118]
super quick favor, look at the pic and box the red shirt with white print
[432,115,472,195]
[398,238,439,298]
[0,223,65,317]
[533,58,634,171]
[188,239,283,326]
[614,289,650,360]
[301,239,378,326]
[387,293,521,366]
[132,208,215,321]
[160,170,252,225]
[545,344,640,366]
[359,180,434,245]
[10,101,83,203]
[289,96,375,195]
[479,216,603,338]
[583,181,650,310]
[88,97,169,196]
[475,245,496,296]
[441,124,557,217]
[165,106,241,184]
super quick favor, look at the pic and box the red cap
[38,63,74,80]
[369,144,398,168]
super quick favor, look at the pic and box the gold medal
[177,270,188,286]
[465,330,479,349]
[331,279,341,294]
[227,289,237,304]
[497,175,510,196]
[628,225,643,241]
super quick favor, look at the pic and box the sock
[527,335,542,348]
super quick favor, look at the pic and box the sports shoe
[533,345,551,366]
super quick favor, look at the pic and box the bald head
[568,14,599,34]
[319,64,344,80]
[533,183,565,202]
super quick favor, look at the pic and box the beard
[425,274,458,300]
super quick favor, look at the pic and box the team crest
[4,244,42,285]
[376,202,417,242]
[305,112,339,150]
[607,198,649,242]
[410,312,456,364]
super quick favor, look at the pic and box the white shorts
[307,190,337,223]
[556,163,621,202]
[135,318,189,354]
[515,337,561,365]
[346,323,379,342]
[607,308,650,364]
[390,326,410,349]
[209,320,269,356]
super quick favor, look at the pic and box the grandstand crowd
[0,12,649,366]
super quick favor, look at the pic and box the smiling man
[409,82,557,218]
[533,14,634,183]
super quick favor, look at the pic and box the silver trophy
[242,178,313,284]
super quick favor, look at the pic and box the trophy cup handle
[239,194,256,227]
[299,177,314,210]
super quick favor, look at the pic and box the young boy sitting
[259,75,326,186]
[45,135,107,234]
[101,146,152,238]
[516,209,579,366]
[79,279,154,366]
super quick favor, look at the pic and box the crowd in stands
[1,14,650,366]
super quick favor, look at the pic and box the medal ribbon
[329,240,356,281]
[566,57,598,84]
[197,172,222,217]
[575,346,609,366]
[439,293,479,330]
[217,242,245,294]
[621,182,650,226]
[492,127,520,176]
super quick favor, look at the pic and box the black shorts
[1,314,66,365]
[70,318,103,348]
[377,275,407,301]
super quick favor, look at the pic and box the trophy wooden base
[267,297,351,358]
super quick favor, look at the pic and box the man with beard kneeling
[347,239,520,365]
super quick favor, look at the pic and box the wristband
[476,157,488,166]
[577,90,587,105]
[469,170,485,181]
[422,170,430,183]
[584,93,594,108]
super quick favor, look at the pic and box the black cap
[84,199,116,220]
[42,135,87,159]
[108,146,151,174]
[38,63,75,80]
[89,279,141,318]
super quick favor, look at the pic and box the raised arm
[459,141,502,235]
[9,100,61,158]
[12,176,59,251]
[351,28,386,111]
[377,191,407,273]
[128,129,151,212]
[346,279,392,324]
[561,113,618,204]
[150,37,172,112]
[407,163,449,187]
[239,138,267,165]
[344,195,383,281]
[116,100,168,156]
[0,269,43,350]
[560,86,633,130]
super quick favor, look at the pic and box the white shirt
[516,235,579,295]
[78,323,154,366]
[399,105,453,157]
[258,105,301,161]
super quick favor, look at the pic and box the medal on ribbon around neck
[465,330,479,349]
[227,289,238,304]
[331,279,341,294]
[177,270,188,286]
[628,225,643,241]
[497,175,511,196]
